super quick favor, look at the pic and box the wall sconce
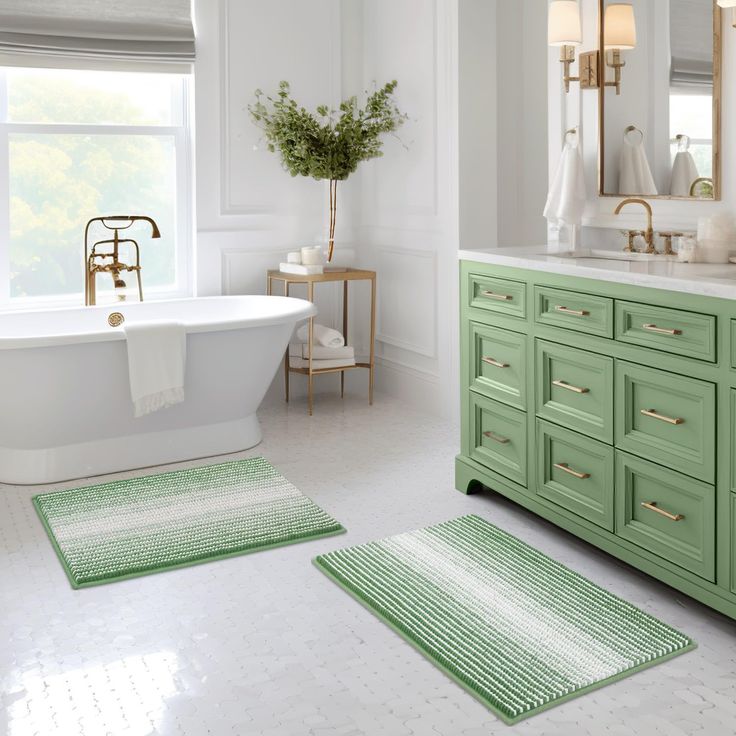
[716,0,736,26]
[548,0,598,93]
[604,3,637,95]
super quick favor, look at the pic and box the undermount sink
[553,249,677,263]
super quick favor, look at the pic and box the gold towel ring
[624,125,644,144]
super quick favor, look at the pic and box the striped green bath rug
[314,515,694,725]
[34,457,344,589]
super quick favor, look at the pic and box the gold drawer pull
[554,463,590,480]
[641,408,684,425]
[482,356,509,368]
[483,431,510,444]
[643,323,682,336]
[552,379,589,394]
[641,501,685,522]
[555,305,589,317]
[482,290,512,301]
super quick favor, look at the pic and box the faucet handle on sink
[656,231,684,256]
[622,229,645,253]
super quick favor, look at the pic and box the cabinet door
[537,420,614,531]
[616,452,715,581]
[536,340,614,444]
[469,393,527,487]
[470,322,526,409]
[616,362,715,483]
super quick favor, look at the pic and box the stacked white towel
[291,324,354,369]
[124,321,187,418]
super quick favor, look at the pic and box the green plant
[249,80,407,261]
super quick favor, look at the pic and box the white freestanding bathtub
[0,296,316,485]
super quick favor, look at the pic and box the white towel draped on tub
[124,321,187,418]
[296,323,345,348]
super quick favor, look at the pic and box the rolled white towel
[296,323,345,348]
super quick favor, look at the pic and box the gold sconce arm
[604,49,626,95]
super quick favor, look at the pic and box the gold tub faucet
[614,198,655,253]
[84,216,161,306]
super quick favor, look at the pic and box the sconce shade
[604,3,637,49]
[549,1,582,46]
[716,0,736,7]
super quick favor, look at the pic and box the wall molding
[374,245,438,359]
[363,0,440,220]
[218,0,341,218]
[376,355,440,382]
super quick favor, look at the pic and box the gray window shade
[0,0,194,69]
[670,0,713,90]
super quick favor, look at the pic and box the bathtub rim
[0,295,317,351]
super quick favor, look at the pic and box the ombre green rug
[314,515,694,725]
[35,457,344,588]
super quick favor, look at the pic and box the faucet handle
[656,231,683,256]
[623,229,645,253]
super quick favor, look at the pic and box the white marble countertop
[459,246,736,300]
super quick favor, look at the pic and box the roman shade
[670,0,714,90]
[0,0,194,70]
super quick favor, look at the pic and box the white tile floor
[2,393,736,736]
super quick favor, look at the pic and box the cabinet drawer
[469,394,527,487]
[536,340,613,443]
[535,286,613,338]
[616,452,715,581]
[468,272,526,321]
[537,420,614,531]
[616,362,715,483]
[469,322,526,409]
[616,301,716,363]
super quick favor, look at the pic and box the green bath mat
[314,515,694,725]
[34,457,344,588]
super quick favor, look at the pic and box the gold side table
[267,268,377,415]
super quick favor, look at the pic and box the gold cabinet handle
[641,501,685,522]
[555,305,589,317]
[483,431,510,444]
[640,408,684,425]
[643,323,682,336]
[552,379,589,394]
[482,290,512,301]
[554,463,590,480]
[482,357,509,368]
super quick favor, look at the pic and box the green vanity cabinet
[457,258,736,620]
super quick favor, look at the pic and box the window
[0,67,192,307]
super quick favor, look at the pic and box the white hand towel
[669,151,699,197]
[619,132,658,195]
[543,138,587,229]
[296,323,345,348]
[124,321,186,418]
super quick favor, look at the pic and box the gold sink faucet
[84,216,161,306]
[614,198,655,254]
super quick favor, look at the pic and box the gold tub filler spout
[84,215,161,306]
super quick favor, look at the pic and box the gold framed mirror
[598,0,722,200]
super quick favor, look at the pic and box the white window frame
[0,68,194,310]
